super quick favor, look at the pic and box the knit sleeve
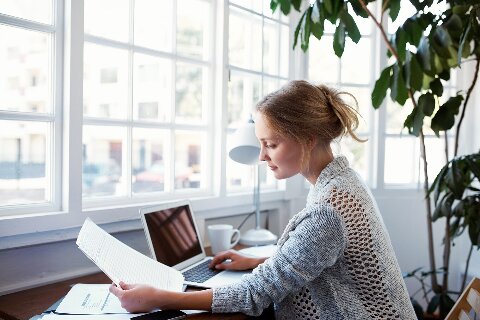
[211,205,347,316]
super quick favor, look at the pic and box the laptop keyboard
[182,260,218,283]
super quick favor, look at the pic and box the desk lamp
[229,116,277,246]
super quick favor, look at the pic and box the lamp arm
[254,164,261,230]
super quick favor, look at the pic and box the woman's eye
[265,144,276,149]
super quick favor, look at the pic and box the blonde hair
[255,80,365,166]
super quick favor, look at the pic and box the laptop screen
[143,204,203,267]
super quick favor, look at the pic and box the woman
[110,80,416,319]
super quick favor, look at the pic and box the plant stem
[444,132,449,163]
[455,58,480,156]
[359,0,439,292]
[461,245,474,292]
[443,215,451,292]
[419,129,440,292]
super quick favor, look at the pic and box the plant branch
[359,0,439,292]
[461,245,474,292]
[444,132,449,163]
[455,58,480,156]
[419,128,440,292]
[358,0,401,61]
[442,215,451,292]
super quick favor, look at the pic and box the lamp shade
[228,120,260,165]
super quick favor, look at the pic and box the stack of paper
[76,218,184,292]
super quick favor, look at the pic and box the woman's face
[255,114,303,180]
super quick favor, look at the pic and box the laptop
[140,200,250,288]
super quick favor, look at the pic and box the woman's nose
[259,147,268,161]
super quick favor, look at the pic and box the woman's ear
[307,136,318,150]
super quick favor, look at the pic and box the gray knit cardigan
[211,156,417,319]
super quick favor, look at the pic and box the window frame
[0,0,64,216]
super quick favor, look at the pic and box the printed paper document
[56,284,128,315]
[77,218,184,292]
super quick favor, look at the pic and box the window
[307,3,374,184]
[82,0,212,202]
[226,1,290,193]
[0,0,60,213]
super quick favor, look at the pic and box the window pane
[384,137,418,185]
[177,0,210,60]
[227,71,261,127]
[335,136,368,182]
[0,25,52,113]
[230,0,262,14]
[134,0,173,52]
[133,53,172,122]
[175,131,204,190]
[308,35,339,84]
[340,38,372,84]
[84,0,129,42]
[84,44,129,119]
[386,99,413,134]
[263,21,279,75]
[226,132,254,191]
[229,9,262,72]
[175,63,205,123]
[422,137,453,184]
[132,128,168,193]
[0,0,52,24]
[341,86,371,133]
[0,120,50,206]
[263,76,279,97]
[279,25,289,78]
[262,0,280,19]
[83,125,124,198]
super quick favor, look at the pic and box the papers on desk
[76,218,184,292]
[56,284,128,314]
[41,314,134,319]
[238,244,277,258]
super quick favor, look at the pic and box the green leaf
[468,219,480,246]
[300,7,312,51]
[291,0,302,11]
[388,0,401,22]
[404,103,424,136]
[395,28,407,62]
[440,293,456,316]
[350,0,368,18]
[466,157,480,181]
[311,0,321,23]
[431,95,463,135]
[340,9,361,43]
[333,21,346,57]
[432,27,453,59]
[427,294,441,314]
[418,38,432,72]
[429,164,448,203]
[430,78,443,96]
[418,92,435,116]
[446,160,465,199]
[458,23,471,65]
[324,0,333,14]
[443,13,463,40]
[372,66,393,108]
[293,11,307,50]
[390,63,408,105]
[270,0,279,13]
[279,0,291,15]
[404,51,422,91]
[403,18,423,46]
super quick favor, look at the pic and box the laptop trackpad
[203,270,250,288]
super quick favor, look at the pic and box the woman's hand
[208,250,266,271]
[109,281,169,313]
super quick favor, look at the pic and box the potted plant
[270,0,480,318]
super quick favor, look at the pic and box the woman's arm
[209,250,268,270]
[109,282,213,313]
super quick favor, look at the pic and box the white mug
[207,224,241,255]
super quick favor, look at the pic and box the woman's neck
[302,144,334,185]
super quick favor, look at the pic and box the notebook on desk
[140,200,250,288]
